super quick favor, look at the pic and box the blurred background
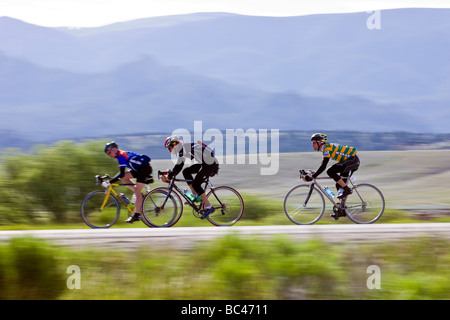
[1,2,449,300]
[1,8,450,147]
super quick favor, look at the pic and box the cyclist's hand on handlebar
[299,169,315,182]
[101,181,110,188]
[160,175,170,183]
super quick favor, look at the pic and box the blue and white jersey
[117,150,151,171]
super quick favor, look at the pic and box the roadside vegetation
[1,235,449,299]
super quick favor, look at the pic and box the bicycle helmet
[164,135,180,148]
[104,141,118,153]
[310,133,327,143]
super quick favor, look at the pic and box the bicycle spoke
[345,184,385,224]
[206,186,244,226]
[81,191,120,228]
[142,188,181,227]
[284,185,325,225]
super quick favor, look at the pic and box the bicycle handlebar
[299,169,334,180]
[158,170,195,184]
[158,170,171,180]
[95,174,112,184]
[299,169,314,179]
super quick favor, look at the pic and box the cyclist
[304,133,360,199]
[103,141,153,223]
[161,135,219,219]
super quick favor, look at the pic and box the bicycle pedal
[194,213,203,219]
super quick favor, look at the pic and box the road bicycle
[80,174,153,228]
[284,169,385,225]
[141,170,244,227]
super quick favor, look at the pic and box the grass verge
[1,234,449,300]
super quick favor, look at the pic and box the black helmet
[104,141,118,153]
[310,133,327,143]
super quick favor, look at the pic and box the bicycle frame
[167,178,201,211]
[82,174,155,229]
[285,169,384,225]
[311,179,339,206]
[100,183,134,214]
[158,171,223,213]
[300,170,356,206]
[95,174,137,213]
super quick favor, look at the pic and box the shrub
[0,236,66,299]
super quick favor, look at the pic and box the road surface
[1,223,449,250]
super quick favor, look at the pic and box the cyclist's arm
[168,157,185,179]
[312,157,330,178]
[109,167,126,183]
[168,148,186,180]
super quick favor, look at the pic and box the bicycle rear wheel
[142,187,181,227]
[344,183,385,224]
[206,186,244,226]
[81,190,120,228]
[284,185,325,225]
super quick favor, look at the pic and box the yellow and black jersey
[322,143,357,162]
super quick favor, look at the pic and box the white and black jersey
[168,142,218,179]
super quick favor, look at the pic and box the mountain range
[1,9,450,148]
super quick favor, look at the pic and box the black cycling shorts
[326,155,360,182]
[182,163,219,196]
[131,163,153,183]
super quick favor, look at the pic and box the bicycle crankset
[193,208,204,218]
[331,205,346,220]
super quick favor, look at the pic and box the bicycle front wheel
[284,185,325,225]
[81,190,120,228]
[142,187,181,227]
[344,184,385,224]
[206,186,244,226]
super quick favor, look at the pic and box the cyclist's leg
[193,164,217,210]
[127,182,144,215]
[132,165,153,214]
[327,163,351,202]
[183,164,202,195]
[327,163,344,188]
[329,156,360,199]
[118,172,142,222]
[121,171,136,192]
[340,155,360,187]
[327,156,360,189]
[338,171,350,190]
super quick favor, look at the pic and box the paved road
[1,223,449,250]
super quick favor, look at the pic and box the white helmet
[164,135,180,148]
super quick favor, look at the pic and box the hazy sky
[1,0,450,27]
